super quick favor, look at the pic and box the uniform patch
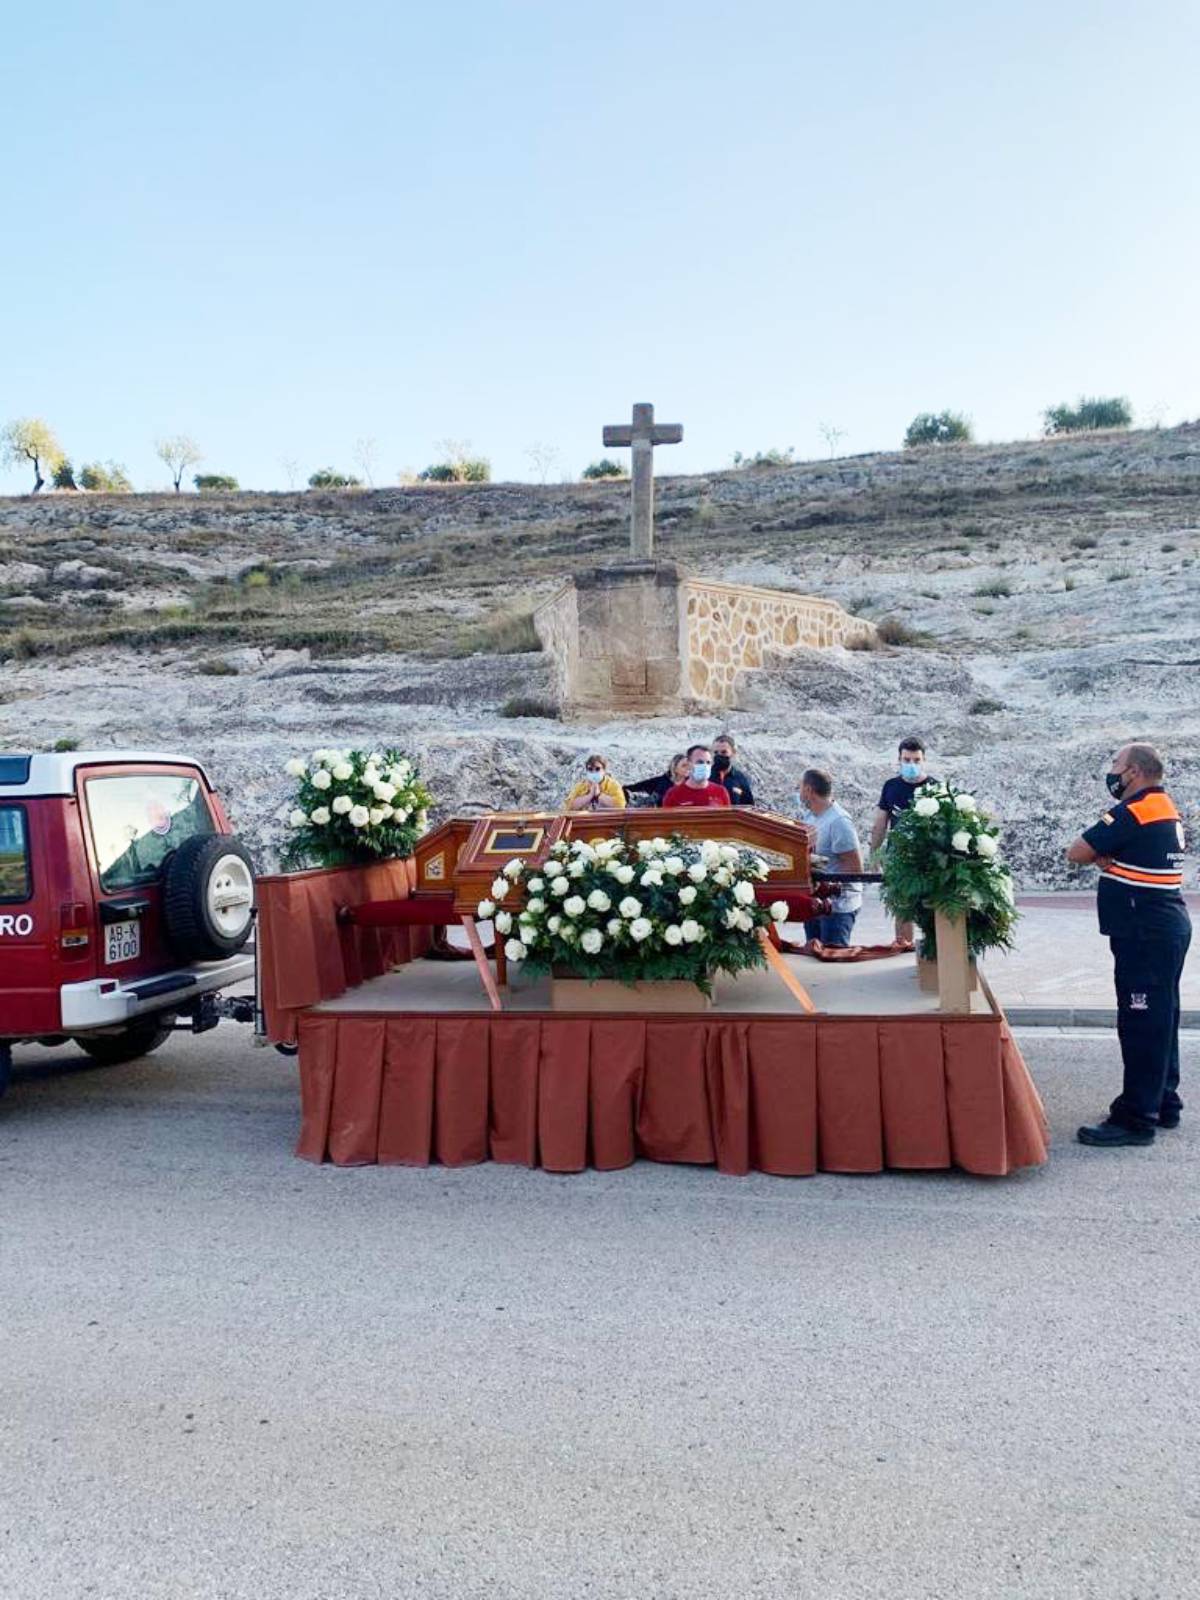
[1129,992,1149,1011]
[1101,812,1114,825]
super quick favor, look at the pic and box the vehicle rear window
[85,774,215,892]
[0,807,31,901]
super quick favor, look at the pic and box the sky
[2,0,1198,493]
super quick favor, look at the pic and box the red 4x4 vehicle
[0,751,256,1094]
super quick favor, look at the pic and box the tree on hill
[307,468,362,489]
[52,458,78,490]
[194,473,239,492]
[2,417,64,493]
[903,411,973,448]
[418,439,491,483]
[155,434,203,492]
[732,447,795,468]
[80,461,133,492]
[1043,396,1132,435]
[582,458,627,480]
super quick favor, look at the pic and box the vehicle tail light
[60,902,91,952]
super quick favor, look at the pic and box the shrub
[52,736,79,751]
[1063,575,1078,592]
[307,469,362,489]
[418,456,491,483]
[500,695,559,719]
[731,448,794,468]
[1106,570,1132,582]
[1043,396,1132,434]
[973,579,1012,598]
[242,569,271,590]
[441,607,542,657]
[1161,542,1178,553]
[79,460,133,491]
[875,616,925,646]
[582,459,627,480]
[1070,533,1098,549]
[198,658,238,675]
[903,412,972,448]
[418,463,457,483]
[845,632,882,651]
[194,473,239,492]
[52,459,77,490]
[968,697,1005,715]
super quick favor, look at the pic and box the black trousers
[1109,927,1192,1130]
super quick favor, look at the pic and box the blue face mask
[900,761,922,781]
[692,762,712,783]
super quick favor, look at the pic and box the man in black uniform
[711,733,755,806]
[1067,742,1191,1146]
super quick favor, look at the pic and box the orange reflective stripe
[1106,863,1183,885]
[1128,792,1180,825]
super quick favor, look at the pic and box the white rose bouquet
[881,782,1017,958]
[476,833,786,993]
[279,746,434,870]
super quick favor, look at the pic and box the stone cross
[602,402,683,560]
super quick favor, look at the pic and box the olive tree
[155,434,203,492]
[2,417,64,493]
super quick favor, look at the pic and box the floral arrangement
[880,782,1017,958]
[279,747,433,870]
[474,833,791,994]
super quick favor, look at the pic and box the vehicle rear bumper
[58,953,256,1032]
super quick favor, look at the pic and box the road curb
[1004,1006,1200,1030]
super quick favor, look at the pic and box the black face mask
[1105,770,1128,800]
[712,753,732,773]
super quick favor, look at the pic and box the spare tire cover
[163,834,256,962]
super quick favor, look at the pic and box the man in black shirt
[712,733,755,806]
[869,736,935,947]
[1068,742,1191,1146]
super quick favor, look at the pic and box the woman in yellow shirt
[565,754,627,812]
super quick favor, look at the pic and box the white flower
[593,839,621,860]
[587,888,612,912]
[954,794,977,812]
[606,918,622,937]
[392,806,409,822]
[724,908,741,929]
[713,866,732,886]
[687,863,707,883]
[288,807,306,827]
[718,844,739,863]
[560,924,577,943]
[734,909,755,933]
[527,877,545,893]
[519,923,537,945]
[309,806,331,825]
[331,794,352,816]
[769,900,789,922]
[547,914,562,933]
[914,796,940,817]
[494,910,513,933]
[618,896,642,919]
[310,749,331,765]
[285,757,307,778]
[680,919,703,943]
[550,877,570,897]
[663,924,684,946]
[489,877,509,900]
[580,928,604,955]
[476,899,496,919]
[330,761,353,781]
[504,939,526,963]
[567,860,587,878]
[663,855,685,876]
[377,804,394,820]
[362,769,380,791]
[349,805,370,828]
[628,917,653,942]
[373,781,396,803]
[368,807,385,825]
[503,859,524,879]
[311,768,332,791]
[976,834,999,858]
[950,830,973,854]
[544,858,566,878]
[733,880,756,906]
[700,841,722,865]
[677,884,698,905]
[614,864,635,885]
[563,895,586,918]
[640,870,664,888]
[751,856,769,879]
[526,897,546,914]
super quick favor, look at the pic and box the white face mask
[692,762,712,782]
[586,767,604,780]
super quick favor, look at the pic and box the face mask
[712,753,731,773]
[900,761,922,780]
[692,762,712,783]
[1105,770,1128,799]
[587,768,604,781]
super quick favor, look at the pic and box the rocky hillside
[2,424,1198,886]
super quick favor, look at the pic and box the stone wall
[682,578,875,704]
[535,564,874,716]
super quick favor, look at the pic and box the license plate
[104,919,141,965]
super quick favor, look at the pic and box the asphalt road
[2,1026,1197,1600]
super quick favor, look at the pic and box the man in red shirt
[663,745,733,808]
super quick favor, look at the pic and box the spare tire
[163,835,256,961]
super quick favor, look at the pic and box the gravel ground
[2,1026,1198,1600]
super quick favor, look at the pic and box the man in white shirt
[795,767,863,946]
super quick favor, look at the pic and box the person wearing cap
[1068,742,1191,1147]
